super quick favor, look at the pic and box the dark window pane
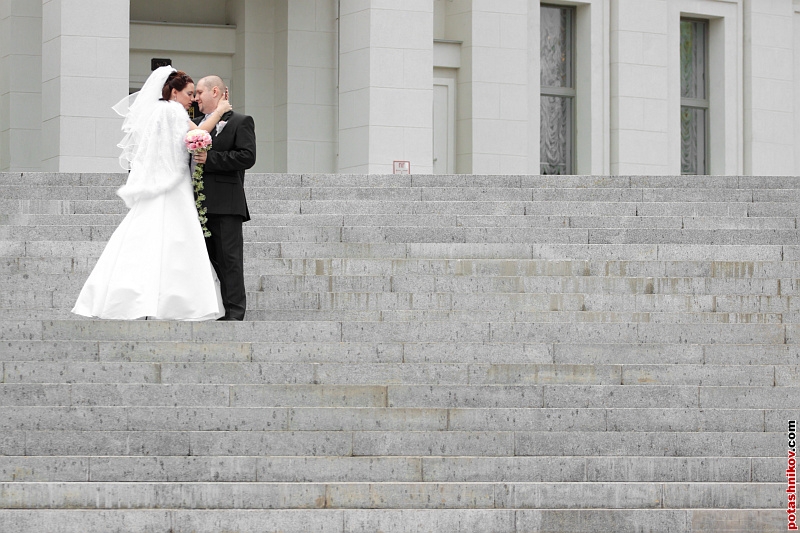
[681,106,706,175]
[680,20,706,99]
[541,6,570,88]
[540,95,571,175]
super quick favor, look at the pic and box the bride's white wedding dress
[72,81,223,321]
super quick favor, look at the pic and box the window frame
[680,17,710,176]
[540,3,576,175]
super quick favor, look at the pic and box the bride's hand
[215,97,232,116]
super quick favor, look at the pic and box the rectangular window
[680,18,709,175]
[540,4,575,175]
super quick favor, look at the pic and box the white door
[433,77,455,174]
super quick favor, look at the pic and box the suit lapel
[212,111,234,141]
[195,111,233,144]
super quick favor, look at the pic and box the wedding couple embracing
[72,66,256,321]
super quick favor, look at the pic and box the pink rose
[185,129,212,153]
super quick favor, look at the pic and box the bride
[72,66,232,320]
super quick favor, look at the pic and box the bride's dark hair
[160,71,193,101]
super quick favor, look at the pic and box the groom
[192,75,256,321]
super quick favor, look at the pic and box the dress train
[72,177,223,321]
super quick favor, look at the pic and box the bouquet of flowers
[185,129,212,237]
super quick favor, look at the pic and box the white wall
[228,0,274,173]
[446,0,531,175]
[339,0,433,174]
[744,0,795,175]
[41,0,129,173]
[129,22,235,89]
[434,0,447,40]
[131,0,227,25]
[463,0,530,174]
[282,0,337,173]
[795,1,800,175]
[610,0,670,175]
[0,0,42,171]
[575,0,611,175]
[2,0,799,176]
[446,0,473,173]
[337,0,370,173]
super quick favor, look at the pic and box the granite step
[0,455,783,483]
[0,407,791,434]
[8,256,800,279]
[0,406,583,432]
[1,295,792,323]
[5,292,798,318]
[0,172,795,529]
[4,213,798,230]
[6,224,800,247]
[250,274,792,295]
[8,184,800,203]
[0,319,792,345]
[3,340,795,365]
[5,270,800,297]
[1,383,798,409]
[5,241,793,262]
[0,480,784,510]
[240,310,788,324]
[4,171,800,188]
[1,362,789,385]
[0,508,786,533]
[249,292,795,314]
[6,198,800,217]
[0,429,787,456]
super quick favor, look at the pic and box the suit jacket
[193,110,256,221]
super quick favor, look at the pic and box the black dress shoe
[216,316,234,321]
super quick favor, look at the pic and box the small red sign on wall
[393,161,410,175]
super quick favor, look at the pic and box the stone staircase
[0,172,795,532]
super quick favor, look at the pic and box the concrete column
[0,0,42,171]
[274,0,289,171]
[228,0,275,173]
[610,0,670,175]
[445,0,472,173]
[41,0,128,172]
[446,0,528,175]
[274,0,337,173]
[744,0,795,175]
[795,2,800,175]
[470,1,529,174]
[339,0,433,174]
[577,1,612,176]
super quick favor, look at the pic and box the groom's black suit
[194,110,256,320]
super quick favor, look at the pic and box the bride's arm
[188,97,232,132]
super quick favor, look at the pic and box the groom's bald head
[198,75,225,92]
[194,75,226,115]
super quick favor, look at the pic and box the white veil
[112,65,176,170]
[111,65,193,208]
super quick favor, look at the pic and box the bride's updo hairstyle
[160,70,193,101]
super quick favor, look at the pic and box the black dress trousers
[205,214,246,320]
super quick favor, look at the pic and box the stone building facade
[1,0,799,175]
